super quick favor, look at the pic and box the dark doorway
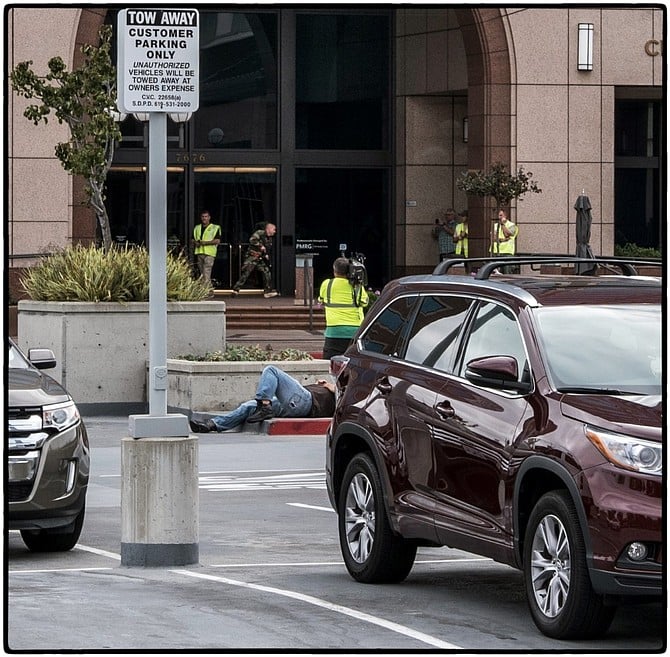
[295,168,389,291]
[614,98,662,250]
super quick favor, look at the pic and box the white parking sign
[117,8,199,113]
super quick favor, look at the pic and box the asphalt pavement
[6,414,666,653]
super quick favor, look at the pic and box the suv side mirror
[28,348,57,370]
[465,355,530,393]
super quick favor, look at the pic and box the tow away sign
[117,8,199,113]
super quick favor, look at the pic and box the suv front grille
[8,406,43,437]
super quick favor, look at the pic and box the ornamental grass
[21,244,211,302]
[178,345,313,362]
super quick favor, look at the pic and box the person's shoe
[189,418,217,433]
[246,403,274,423]
[263,290,278,298]
[231,289,240,296]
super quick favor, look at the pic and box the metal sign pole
[148,112,168,417]
[118,7,198,438]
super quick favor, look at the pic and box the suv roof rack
[432,255,661,280]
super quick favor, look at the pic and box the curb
[196,413,331,436]
[265,417,331,436]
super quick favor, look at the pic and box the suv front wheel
[338,453,416,583]
[20,506,85,553]
[523,491,615,639]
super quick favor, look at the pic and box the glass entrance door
[193,167,277,289]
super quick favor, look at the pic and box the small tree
[10,24,120,250]
[457,162,542,251]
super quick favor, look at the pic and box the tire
[21,506,85,553]
[338,453,416,583]
[523,491,615,639]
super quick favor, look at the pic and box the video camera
[346,252,367,287]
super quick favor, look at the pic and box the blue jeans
[209,365,313,431]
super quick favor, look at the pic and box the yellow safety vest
[193,223,220,257]
[454,222,468,257]
[318,277,368,329]
[490,222,517,255]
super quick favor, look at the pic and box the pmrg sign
[117,8,199,113]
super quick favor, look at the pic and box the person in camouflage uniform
[232,222,278,298]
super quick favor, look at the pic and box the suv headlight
[585,426,662,475]
[43,400,80,433]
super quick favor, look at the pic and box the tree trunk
[89,181,112,250]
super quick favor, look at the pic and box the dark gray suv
[326,256,662,640]
[7,338,90,552]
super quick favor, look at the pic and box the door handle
[435,402,455,419]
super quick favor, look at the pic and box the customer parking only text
[124,9,198,108]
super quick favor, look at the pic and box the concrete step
[226,308,326,331]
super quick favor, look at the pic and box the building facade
[7,6,664,297]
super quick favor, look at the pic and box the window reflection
[361,297,416,356]
[405,296,472,371]
[534,305,661,393]
[296,13,389,149]
[460,302,527,383]
[194,11,278,149]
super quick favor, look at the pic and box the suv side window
[360,296,417,356]
[459,301,528,382]
[404,295,473,372]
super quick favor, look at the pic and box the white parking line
[171,568,461,650]
[8,567,113,574]
[287,502,334,512]
[75,544,122,560]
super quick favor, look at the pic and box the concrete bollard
[121,436,199,567]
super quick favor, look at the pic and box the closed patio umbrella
[575,193,596,275]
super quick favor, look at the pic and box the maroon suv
[326,256,662,640]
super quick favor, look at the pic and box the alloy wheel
[344,472,376,563]
[529,513,571,618]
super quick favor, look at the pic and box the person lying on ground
[188,365,335,433]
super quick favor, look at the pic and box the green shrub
[21,244,211,302]
[178,345,313,362]
[614,243,662,259]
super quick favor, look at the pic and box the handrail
[432,255,662,279]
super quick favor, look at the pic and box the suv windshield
[533,304,661,394]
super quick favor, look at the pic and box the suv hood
[9,368,70,407]
[560,394,662,442]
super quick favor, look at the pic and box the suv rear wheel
[523,491,615,639]
[338,453,416,583]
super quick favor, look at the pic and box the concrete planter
[166,359,331,414]
[17,300,226,413]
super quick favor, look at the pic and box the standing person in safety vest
[318,257,369,360]
[192,210,221,285]
[453,209,470,272]
[490,209,518,273]
[232,222,278,298]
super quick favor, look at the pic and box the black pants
[322,337,352,360]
